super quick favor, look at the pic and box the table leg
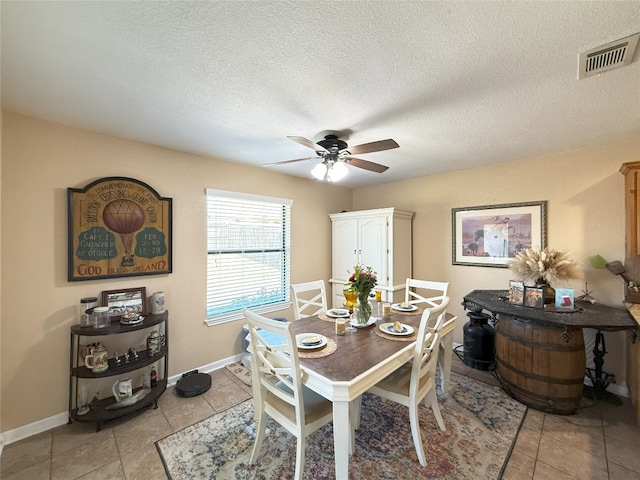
[585,330,622,405]
[333,400,351,479]
[439,332,453,393]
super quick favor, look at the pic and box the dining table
[291,304,456,479]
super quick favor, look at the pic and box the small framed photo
[524,287,544,309]
[509,280,524,305]
[555,288,575,309]
[101,287,147,320]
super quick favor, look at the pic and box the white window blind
[205,189,292,325]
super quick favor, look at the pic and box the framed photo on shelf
[555,288,575,309]
[101,287,147,319]
[524,287,544,309]
[451,201,547,267]
[509,280,524,305]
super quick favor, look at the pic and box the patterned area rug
[156,372,526,479]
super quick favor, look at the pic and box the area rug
[156,371,526,479]
[225,361,252,387]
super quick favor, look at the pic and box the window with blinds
[205,189,292,325]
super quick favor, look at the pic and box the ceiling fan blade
[263,157,316,167]
[345,139,399,155]
[287,136,328,152]
[344,157,389,173]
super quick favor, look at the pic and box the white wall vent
[578,33,640,79]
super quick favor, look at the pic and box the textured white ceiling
[2,1,640,188]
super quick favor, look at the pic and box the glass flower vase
[355,293,373,324]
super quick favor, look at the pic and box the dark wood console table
[463,290,637,415]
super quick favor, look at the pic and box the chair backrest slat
[410,297,450,395]
[405,278,449,308]
[291,280,328,320]
[245,309,305,418]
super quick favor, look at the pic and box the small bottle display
[79,297,97,327]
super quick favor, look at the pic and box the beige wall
[354,138,640,386]
[2,110,639,436]
[0,112,352,432]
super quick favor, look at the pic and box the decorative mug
[151,291,166,314]
[84,344,109,373]
[112,378,133,402]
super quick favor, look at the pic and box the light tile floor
[1,355,639,479]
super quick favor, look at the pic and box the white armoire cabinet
[329,208,414,308]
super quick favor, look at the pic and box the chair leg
[428,388,446,431]
[409,401,427,466]
[294,435,306,480]
[249,408,267,464]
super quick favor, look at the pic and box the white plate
[379,323,415,336]
[391,303,418,312]
[296,333,328,350]
[351,317,378,328]
[326,309,350,318]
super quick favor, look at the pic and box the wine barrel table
[463,290,637,415]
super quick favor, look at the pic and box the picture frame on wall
[67,177,172,281]
[451,201,547,267]
[524,287,544,309]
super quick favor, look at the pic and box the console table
[463,290,637,416]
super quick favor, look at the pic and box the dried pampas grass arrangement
[508,246,583,287]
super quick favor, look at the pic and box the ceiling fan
[265,134,399,182]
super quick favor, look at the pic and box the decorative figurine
[128,347,139,360]
[576,282,598,304]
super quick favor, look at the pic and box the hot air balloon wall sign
[67,177,172,281]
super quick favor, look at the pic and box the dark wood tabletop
[293,309,456,383]
[463,289,637,331]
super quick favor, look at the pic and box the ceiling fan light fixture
[328,161,348,182]
[311,163,328,180]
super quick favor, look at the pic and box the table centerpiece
[345,264,377,324]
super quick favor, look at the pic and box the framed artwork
[102,287,147,319]
[68,177,172,281]
[452,201,547,267]
[508,280,524,305]
[555,288,575,309]
[524,287,544,309]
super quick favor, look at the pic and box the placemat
[298,338,337,358]
[318,312,347,323]
[374,327,417,342]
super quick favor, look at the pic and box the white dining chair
[405,278,455,393]
[291,280,328,320]
[367,297,450,466]
[244,309,333,480]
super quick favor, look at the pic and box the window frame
[205,188,292,326]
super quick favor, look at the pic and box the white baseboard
[1,353,244,447]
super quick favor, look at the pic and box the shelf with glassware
[68,311,168,431]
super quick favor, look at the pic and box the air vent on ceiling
[578,32,639,79]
